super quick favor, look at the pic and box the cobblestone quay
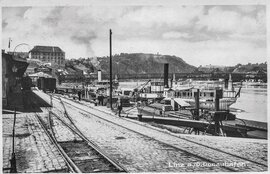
[2,112,67,173]
[37,91,268,173]
[2,90,268,173]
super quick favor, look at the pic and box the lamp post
[13,43,30,59]
[10,63,18,173]
[10,107,17,173]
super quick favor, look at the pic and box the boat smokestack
[164,63,169,88]
[98,70,102,82]
[172,73,176,88]
[228,74,233,91]
[224,78,228,89]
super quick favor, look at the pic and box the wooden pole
[215,90,220,111]
[214,89,221,135]
[109,29,112,109]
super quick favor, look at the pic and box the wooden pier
[133,106,267,139]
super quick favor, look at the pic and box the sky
[2,5,267,66]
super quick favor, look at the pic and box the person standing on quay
[78,90,81,101]
[118,101,123,117]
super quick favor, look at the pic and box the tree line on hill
[64,53,267,75]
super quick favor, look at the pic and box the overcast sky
[2,5,266,66]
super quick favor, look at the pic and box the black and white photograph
[1,0,268,173]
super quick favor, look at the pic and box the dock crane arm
[130,80,151,99]
[134,80,151,93]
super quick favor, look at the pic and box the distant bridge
[60,72,267,83]
[96,72,267,82]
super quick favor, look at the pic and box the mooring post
[10,107,17,173]
[215,92,220,112]
[214,118,220,136]
[192,89,200,135]
[214,89,222,135]
[194,89,200,120]
[137,102,143,121]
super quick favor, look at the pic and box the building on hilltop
[29,46,65,67]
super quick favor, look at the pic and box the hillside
[65,54,267,76]
[232,63,267,73]
[67,53,196,75]
[196,62,267,74]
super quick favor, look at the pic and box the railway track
[50,94,267,172]
[35,97,127,173]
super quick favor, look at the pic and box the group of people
[73,89,123,117]
[97,95,105,106]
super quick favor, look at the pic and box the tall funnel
[164,63,169,88]
[98,70,102,82]
[224,78,228,89]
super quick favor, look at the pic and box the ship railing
[202,104,229,111]
[198,86,223,90]
[223,91,236,98]
[174,96,194,99]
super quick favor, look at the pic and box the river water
[230,86,267,123]
[118,81,267,123]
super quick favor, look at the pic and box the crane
[134,80,151,93]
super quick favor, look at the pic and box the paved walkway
[36,91,268,172]
[58,94,268,164]
[3,90,267,173]
[2,112,67,173]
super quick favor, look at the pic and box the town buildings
[57,67,84,83]
[29,46,65,67]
